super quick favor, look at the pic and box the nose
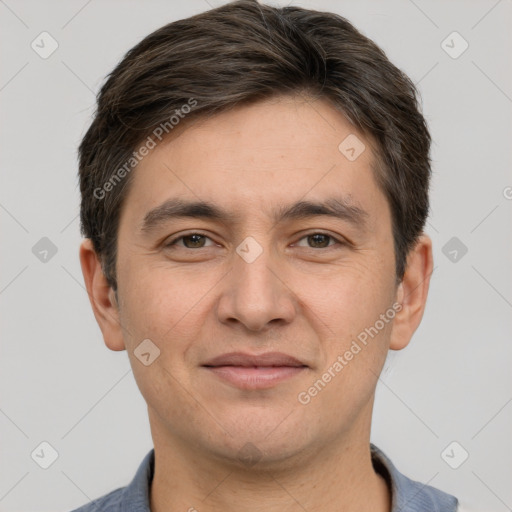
[216,242,296,332]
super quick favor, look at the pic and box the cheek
[300,260,394,331]
[297,284,394,425]
[119,267,212,418]
[118,261,215,353]
[295,257,396,386]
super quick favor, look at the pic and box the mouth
[201,352,308,390]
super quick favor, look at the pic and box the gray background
[1,0,511,510]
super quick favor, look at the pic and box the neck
[148,409,391,512]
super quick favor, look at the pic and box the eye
[164,232,344,251]
[165,233,215,249]
[294,233,342,249]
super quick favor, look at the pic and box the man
[74,0,461,510]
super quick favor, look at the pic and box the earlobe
[389,234,434,351]
[79,239,126,351]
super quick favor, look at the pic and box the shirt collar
[120,448,154,512]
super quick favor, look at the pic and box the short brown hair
[79,0,431,293]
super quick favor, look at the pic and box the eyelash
[164,232,345,250]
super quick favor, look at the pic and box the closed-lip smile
[202,351,308,389]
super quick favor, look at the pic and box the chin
[203,418,313,471]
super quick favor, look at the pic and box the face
[81,94,431,468]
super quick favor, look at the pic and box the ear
[389,234,433,351]
[79,238,126,351]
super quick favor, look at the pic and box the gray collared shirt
[70,443,459,511]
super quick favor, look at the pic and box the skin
[80,94,433,512]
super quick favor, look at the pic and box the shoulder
[370,443,459,512]
[68,448,155,512]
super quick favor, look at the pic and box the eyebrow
[139,196,369,235]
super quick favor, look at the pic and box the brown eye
[307,234,332,248]
[294,233,341,249]
[182,234,206,248]
[165,233,214,249]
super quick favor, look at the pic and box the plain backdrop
[1,0,511,511]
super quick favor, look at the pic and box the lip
[203,351,306,368]
[202,351,308,390]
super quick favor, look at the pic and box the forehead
[120,95,388,229]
